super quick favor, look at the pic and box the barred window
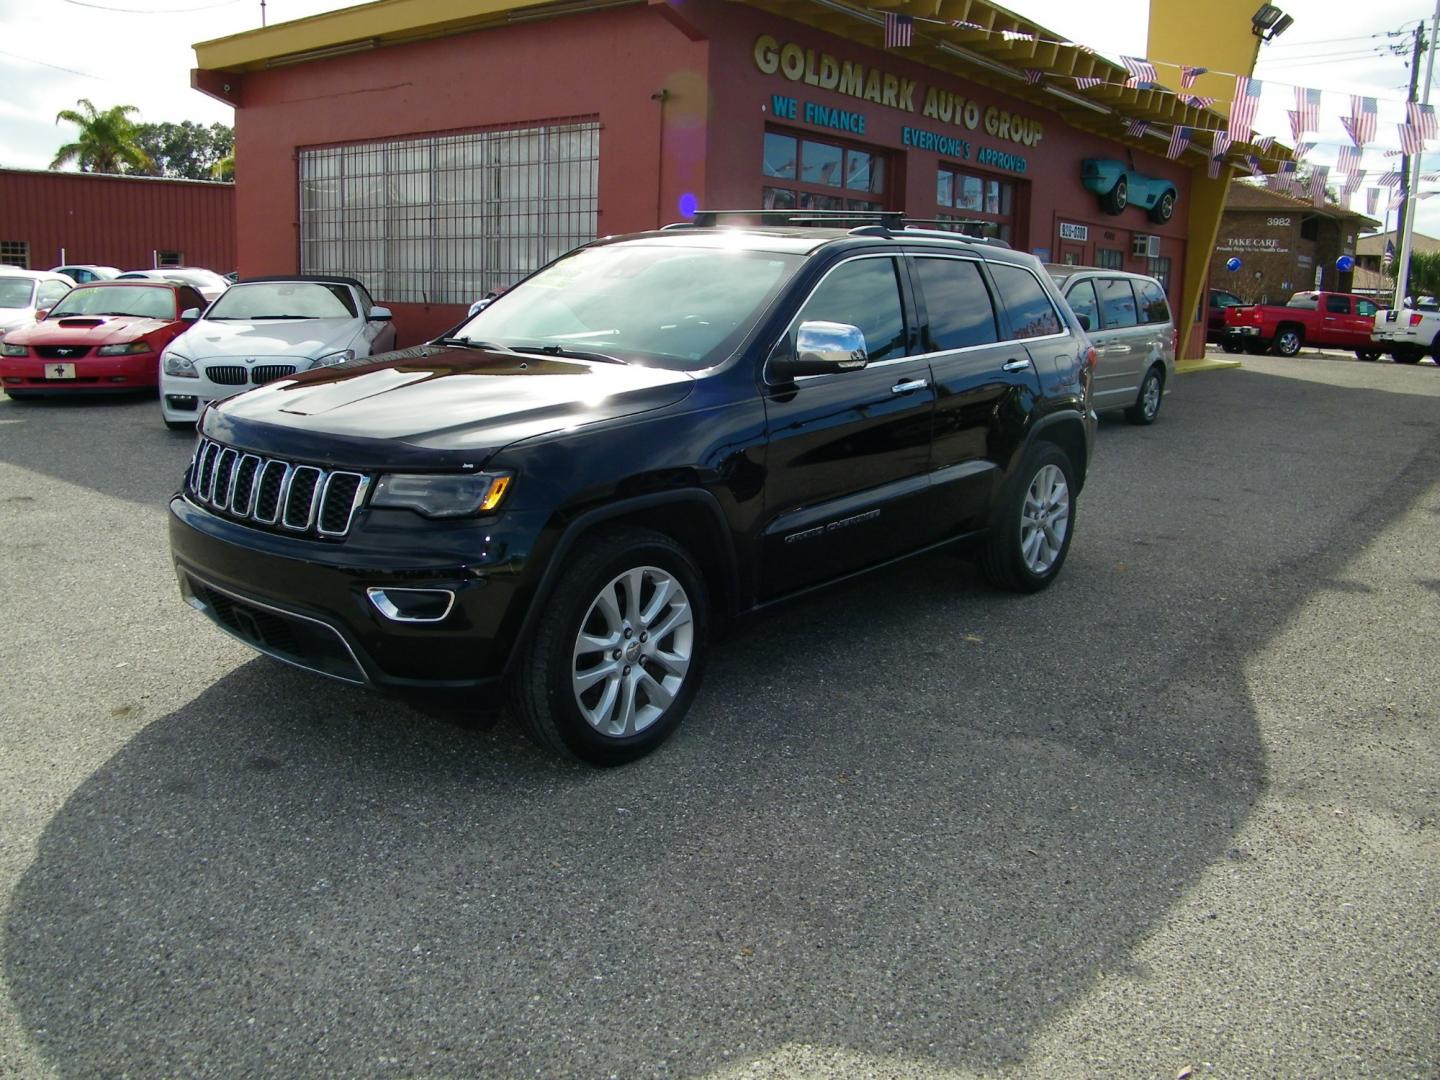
[1,241,28,269]
[299,119,599,306]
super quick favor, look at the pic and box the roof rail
[666,209,1010,247]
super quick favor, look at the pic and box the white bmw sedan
[159,276,396,430]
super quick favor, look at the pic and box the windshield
[49,284,176,320]
[0,278,37,310]
[450,244,804,370]
[206,282,356,320]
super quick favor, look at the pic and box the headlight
[1,342,26,357]
[371,473,512,518]
[163,352,198,377]
[97,340,153,356]
[311,349,355,368]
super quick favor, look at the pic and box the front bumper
[169,495,545,690]
[1,353,158,392]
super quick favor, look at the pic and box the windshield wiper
[434,337,520,352]
[247,314,313,320]
[509,344,627,365]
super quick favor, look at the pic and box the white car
[0,270,74,339]
[51,264,122,284]
[159,276,396,430]
[116,267,230,304]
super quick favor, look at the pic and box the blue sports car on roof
[1081,159,1177,224]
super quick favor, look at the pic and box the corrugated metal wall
[0,169,236,272]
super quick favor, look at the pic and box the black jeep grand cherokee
[170,213,1097,764]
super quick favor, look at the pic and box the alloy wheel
[1020,464,1071,575]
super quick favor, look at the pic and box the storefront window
[763,129,892,212]
[1148,255,1173,290]
[936,166,1015,244]
[1095,248,1124,270]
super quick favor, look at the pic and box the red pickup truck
[1223,291,1381,359]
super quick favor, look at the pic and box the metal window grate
[298,119,600,306]
[0,240,28,269]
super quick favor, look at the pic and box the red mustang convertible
[0,280,209,399]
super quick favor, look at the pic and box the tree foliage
[50,98,153,174]
[133,121,234,181]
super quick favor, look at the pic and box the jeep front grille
[186,437,370,539]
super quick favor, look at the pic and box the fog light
[166,395,198,411]
[366,587,456,623]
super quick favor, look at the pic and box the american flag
[1125,119,1149,138]
[1399,122,1425,155]
[1229,76,1263,141]
[949,19,984,30]
[1424,172,1440,181]
[1409,101,1439,139]
[1212,130,1233,159]
[1383,239,1396,268]
[1343,176,1363,203]
[1207,155,1223,179]
[1367,187,1382,216]
[1121,55,1158,85]
[1074,76,1104,90]
[1001,30,1036,42]
[1181,95,1216,109]
[1310,165,1329,208]
[1293,141,1314,161]
[1253,134,1275,155]
[1389,191,1405,212]
[1336,145,1360,177]
[1378,169,1403,187]
[1342,96,1377,147]
[1180,65,1208,89]
[1167,125,1193,160]
[1291,87,1321,139]
[883,13,913,48]
[1024,69,1046,85]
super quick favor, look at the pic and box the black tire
[980,441,1076,594]
[1220,339,1243,354]
[1125,365,1164,425]
[1393,347,1423,365]
[1272,327,1303,357]
[1101,176,1128,215]
[1242,340,1267,355]
[1355,350,1381,362]
[509,525,709,765]
[1149,190,1175,224]
[165,418,196,432]
[3,391,37,401]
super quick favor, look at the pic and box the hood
[177,317,357,359]
[6,314,174,346]
[203,344,696,470]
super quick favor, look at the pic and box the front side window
[1065,279,1100,331]
[456,243,802,371]
[48,284,177,321]
[1324,294,1351,314]
[989,264,1063,339]
[913,257,998,351]
[792,257,906,364]
[36,280,71,308]
[1098,278,1139,329]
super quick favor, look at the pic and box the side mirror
[368,306,393,322]
[34,309,50,321]
[771,321,869,380]
[1075,313,1091,332]
[180,308,201,321]
[467,298,493,317]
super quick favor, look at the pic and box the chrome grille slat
[184,438,369,540]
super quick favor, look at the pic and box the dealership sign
[1060,223,1089,241]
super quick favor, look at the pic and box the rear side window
[794,256,907,363]
[1357,299,1377,317]
[987,263,1062,339]
[1324,294,1351,314]
[912,257,998,351]
[1064,280,1100,331]
[1098,278,1139,329]
[1136,279,1170,324]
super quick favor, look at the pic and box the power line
[55,0,243,12]
[0,48,103,80]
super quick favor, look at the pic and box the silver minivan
[1048,266,1175,425]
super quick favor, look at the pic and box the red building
[0,168,235,274]
[193,0,1284,352]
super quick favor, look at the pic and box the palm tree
[50,99,154,174]
[210,151,235,182]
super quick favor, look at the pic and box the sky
[1,0,1438,235]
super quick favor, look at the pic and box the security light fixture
[1251,4,1294,42]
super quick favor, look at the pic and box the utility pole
[1395,4,1440,307]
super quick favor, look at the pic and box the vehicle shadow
[5,368,1439,1077]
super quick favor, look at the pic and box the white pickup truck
[1370,299,1440,364]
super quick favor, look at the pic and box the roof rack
[663,209,1010,248]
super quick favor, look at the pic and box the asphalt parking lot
[1,354,1437,1079]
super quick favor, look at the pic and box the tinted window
[1136,279,1170,324]
[1097,278,1138,329]
[795,257,906,362]
[1064,279,1100,331]
[988,264,1062,339]
[1324,294,1351,314]
[1357,299,1378,317]
[1211,290,1241,309]
[913,257,998,351]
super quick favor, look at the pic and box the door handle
[1001,359,1032,372]
[891,378,928,394]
